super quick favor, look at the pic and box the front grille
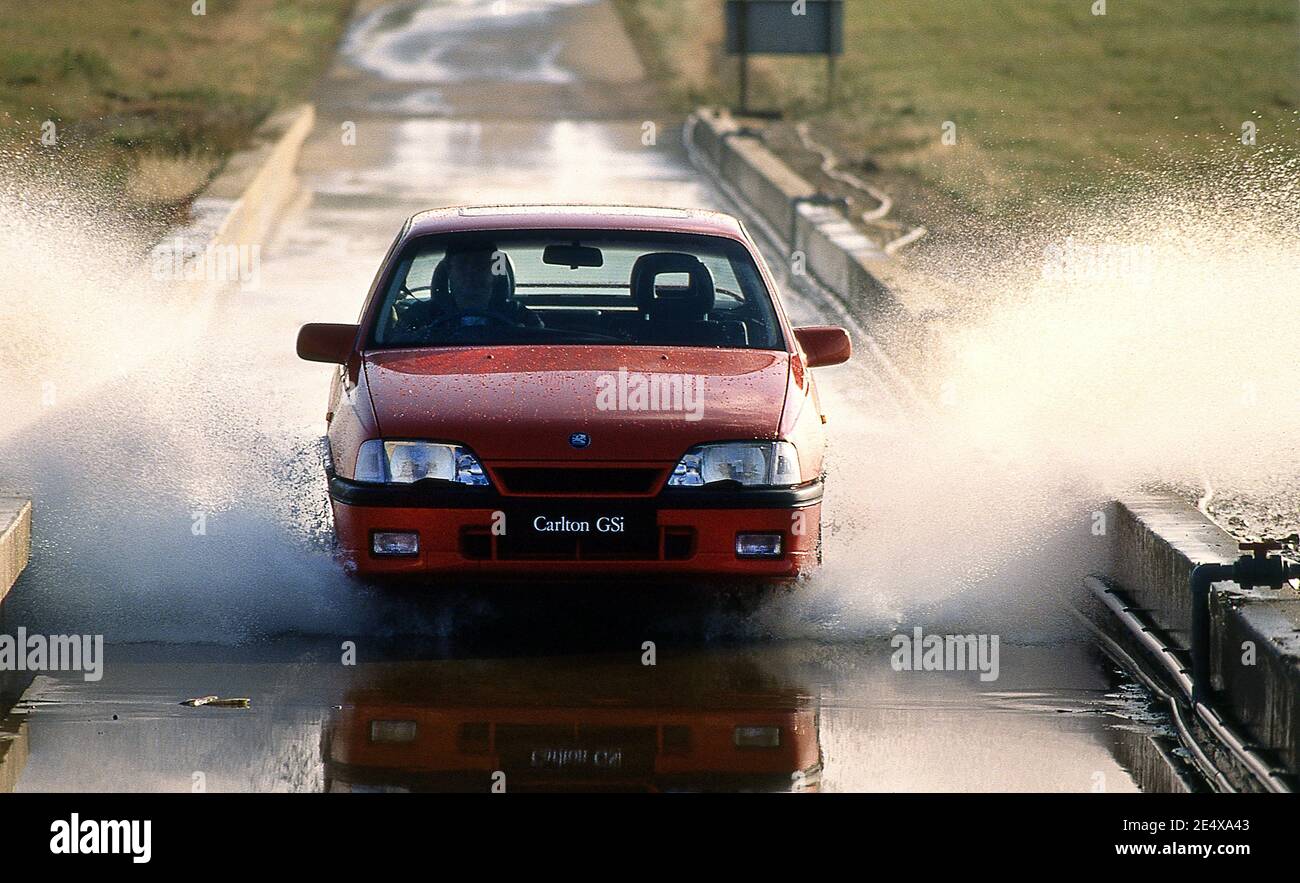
[460,528,492,560]
[663,528,694,561]
[493,467,664,495]
[496,530,660,561]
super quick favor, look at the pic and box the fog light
[734,726,781,748]
[372,531,419,556]
[736,533,782,558]
[369,720,417,743]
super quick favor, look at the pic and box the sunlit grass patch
[0,0,355,219]
[615,0,1300,222]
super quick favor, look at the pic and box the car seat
[627,252,748,346]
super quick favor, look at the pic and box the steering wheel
[392,284,435,326]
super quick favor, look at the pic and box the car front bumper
[327,474,822,580]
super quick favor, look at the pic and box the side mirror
[297,323,359,364]
[794,325,852,368]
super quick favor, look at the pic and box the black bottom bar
[1,793,1287,869]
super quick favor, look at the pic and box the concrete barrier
[190,103,315,252]
[1107,496,1300,781]
[1109,496,1239,646]
[793,203,882,302]
[1209,575,1300,775]
[689,108,737,170]
[161,103,315,301]
[719,135,816,246]
[0,499,30,607]
[685,109,944,375]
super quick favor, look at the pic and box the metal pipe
[1078,583,1229,790]
[1083,576,1292,792]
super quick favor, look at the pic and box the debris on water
[180,696,251,708]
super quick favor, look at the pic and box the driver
[439,247,543,329]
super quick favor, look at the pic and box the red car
[297,205,850,581]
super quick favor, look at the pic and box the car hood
[363,346,791,461]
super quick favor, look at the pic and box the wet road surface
[8,640,1166,793]
[0,0,1184,792]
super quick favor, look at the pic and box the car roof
[402,204,748,241]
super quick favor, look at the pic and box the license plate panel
[501,502,658,559]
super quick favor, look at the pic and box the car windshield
[369,230,785,350]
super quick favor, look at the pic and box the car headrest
[630,252,715,319]
[432,250,516,308]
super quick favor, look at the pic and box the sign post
[724,0,845,114]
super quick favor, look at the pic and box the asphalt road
[0,0,1186,793]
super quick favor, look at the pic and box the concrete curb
[197,103,315,249]
[162,103,316,291]
[0,499,31,608]
[685,110,945,377]
[689,111,875,287]
[684,106,1300,783]
[0,713,27,794]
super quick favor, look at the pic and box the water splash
[796,149,1300,638]
[0,179,180,438]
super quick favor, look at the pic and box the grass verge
[0,0,355,224]
[615,0,1300,227]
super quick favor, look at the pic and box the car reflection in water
[322,650,821,793]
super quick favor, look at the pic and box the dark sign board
[725,0,844,56]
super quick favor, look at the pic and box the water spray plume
[804,151,1300,636]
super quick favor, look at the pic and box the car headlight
[667,441,800,488]
[354,440,489,486]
